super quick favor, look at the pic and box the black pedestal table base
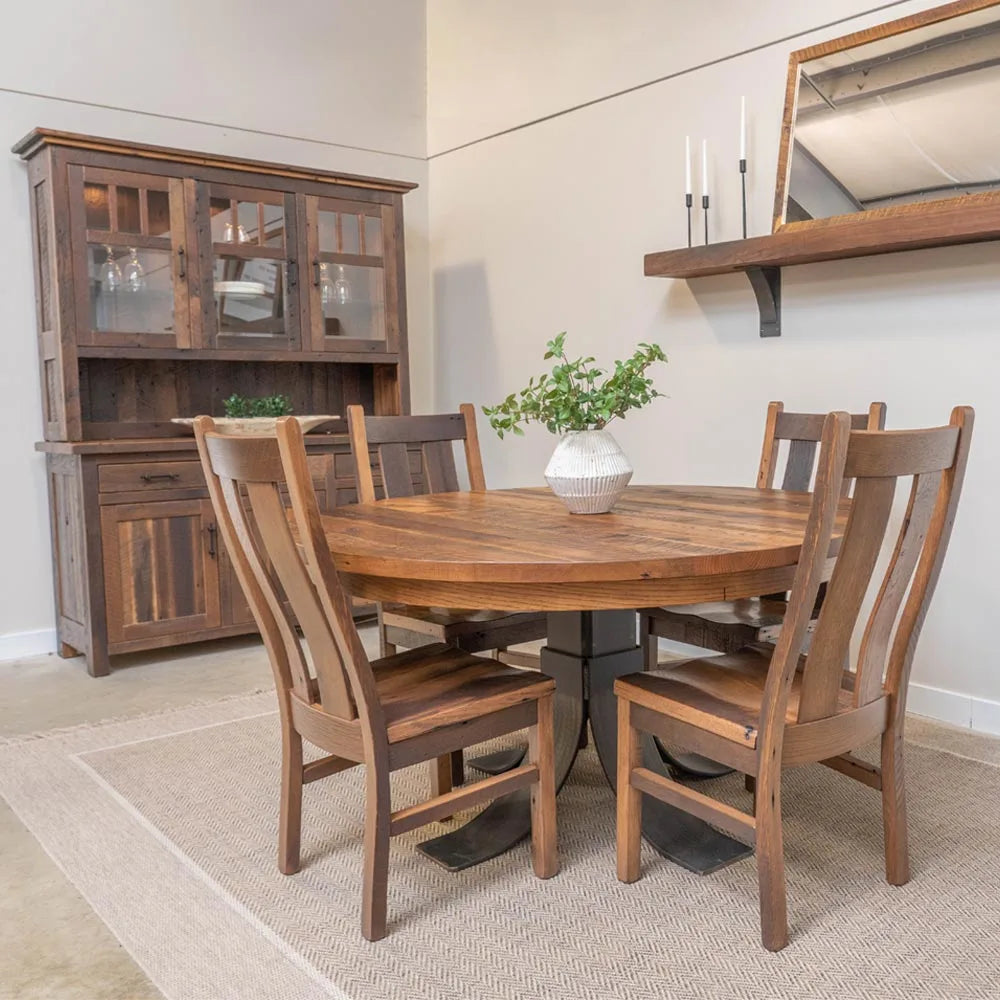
[417,610,752,874]
[467,746,527,776]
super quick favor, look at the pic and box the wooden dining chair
[615,406,973,951]
[639,400,887,664]
[193,415,558,941]
[347,403,551,789]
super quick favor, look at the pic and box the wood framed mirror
[773,0,1000,232]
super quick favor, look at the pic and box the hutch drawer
[99,460,205,493]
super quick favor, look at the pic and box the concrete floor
[0,635,286,1000]
[1,631,997,999]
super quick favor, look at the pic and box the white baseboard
[907,682,1000,738]
[0,628,58,662]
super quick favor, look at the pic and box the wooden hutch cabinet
[15,129,416,676]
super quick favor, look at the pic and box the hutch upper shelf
[15,128,416,440]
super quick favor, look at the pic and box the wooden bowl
[170,415,343,435]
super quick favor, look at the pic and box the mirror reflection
[785,5,1000,223]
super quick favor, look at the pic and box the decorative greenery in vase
[483,333,666,438]
[222,393,294,418]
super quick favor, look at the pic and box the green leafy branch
[483,332,667,439]
[222,393,294,418]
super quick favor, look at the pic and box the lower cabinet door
[101,499,222,644]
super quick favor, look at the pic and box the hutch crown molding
[16,128,418,675]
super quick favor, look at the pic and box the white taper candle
[701,139,708,197]
[685,135,691,195]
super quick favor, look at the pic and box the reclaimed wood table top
[320,485,848,612]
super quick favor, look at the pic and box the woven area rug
[3,693,1000,1000]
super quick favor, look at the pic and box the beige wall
[426,0,1000,730]
[0,1,429,656]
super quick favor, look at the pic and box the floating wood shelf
[644,193,1000,337]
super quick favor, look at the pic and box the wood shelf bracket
[745,266,781,338]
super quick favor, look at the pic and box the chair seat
[615,646,854,749]
[647,598,787,631]
[381,603,547,639]
[371,643,554,743]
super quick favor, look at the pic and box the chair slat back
[758,401,887,493]
[194,418,360,721]
[765,410,973,732]
[347,404,486,503]
[276,417,385,731]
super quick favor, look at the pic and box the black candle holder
[702,194,710,245]
[685,193,693,248]
[740,157,748,239]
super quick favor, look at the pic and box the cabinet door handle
[312,258,321,287]
[177,246,186,279]
[207,523,217,558]
[140,472,180,483]
[287,257,298,289]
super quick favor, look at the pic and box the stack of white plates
[214,280,267,296]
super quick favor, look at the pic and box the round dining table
[320,485,845,876]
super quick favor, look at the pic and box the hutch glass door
[304,195,395,353]
[202,183,299,352]
[69,166,189,349]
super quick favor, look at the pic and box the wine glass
[332,264,352,305]
[124,248,146,293]
[319,262,336,306]
[99,245,122,293]
[222,222,251,243]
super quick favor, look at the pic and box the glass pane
[340,213,360,255]
[209,197,232,242]
[364,214,383,256]
[318,263,385,340]
[261,204,285,248]
[146,190,171,237]
[117,187,141,233]
[317,209,339,253]
[232,200,284,248]
[84,183,110,229]
[213,255,286,338]
[88,245,175,335]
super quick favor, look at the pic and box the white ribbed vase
[544,429,633,514]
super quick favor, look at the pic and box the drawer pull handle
[207,523,217,558]
[140,472,181,483]
[178,247,186,279]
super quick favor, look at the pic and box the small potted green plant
[483,333,666,513]
[222,393,294,419]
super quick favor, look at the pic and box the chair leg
[279,728,304,875]
[361,765,392,942]
[430,755,454,797]
[640,614,658,670]
[755,761,788,951]
[379,626,396,658]
[528,694,559,878]
[616,697,643,883]
[881,719,910,886]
